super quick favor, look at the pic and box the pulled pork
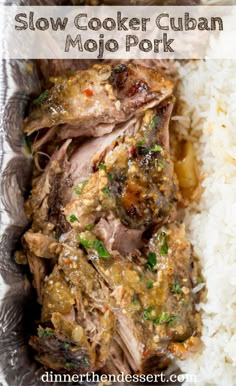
[18,61,201,375]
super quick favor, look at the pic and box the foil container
[0,58,52,386]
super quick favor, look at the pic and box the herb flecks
[65,361,77,369]
[83,356,89,365]
[144,308,178,325]
[38,329,54,337]
[155,159,165,169]
[145,252,157,271]
[159,312,170,324]
[78,234,110,259]
[93,239,110,258]
[143,306,155,321]
[158,231,168,256]
[131,293,139,305]
[33,90,48,105]
[69,214,78,223]
[172,279,181,294]
[197,276,203,284]
[150,144,163,153]
[74,180,88,195]
[167,315,179,325]
[136,138,146,146]
[101,186,110,195]
[150,116,159,128]
[85,223,94,231]
[98,163,106,171]
[79,237,92,248]
[155,312,178,325]
[146,281,154,289]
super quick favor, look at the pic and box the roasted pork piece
[64,102,178,233]
[24,63,174,148]
[30,249,115,373]
[36,59,177,88]
[18,62,201,375]
[29,223,200,373]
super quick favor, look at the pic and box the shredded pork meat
[17,61,202,375]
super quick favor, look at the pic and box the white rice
[173,60,236,386]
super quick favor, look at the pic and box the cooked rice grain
[174,60,236,386]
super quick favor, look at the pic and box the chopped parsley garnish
[150,116,159,128]
[36,355,42,361]
[101,186,110,195]
[145,309,178,325]
[79,237,92,248]
[33,90,48,105]
[158,231,168,256]
[38,329,54,337]
[65,362,77,369]
[85,223,94,231]
[143,308,177,326]
[98,163,106,171]
[93,239,110,258]
[160,240,168,256]
[108,173,113,181]
[150,144,163,153]
[131,293,139,305]
[136,138,146,146]
[159,312,170,324]
[69,214,77,223]
[197,276,203,284]
[83,356,89,365]
[167,315,179,325]
[146,281,154,289]
[158,161,165,168]
[74,180,88,195]
[23,134,32,154]
[143,306,155,321]
[145,252,157,271]
[79,235,110,258]
[63,342,70,350]
[172,279,181,294]
[148,252,157,266]
[154,312,178,325]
